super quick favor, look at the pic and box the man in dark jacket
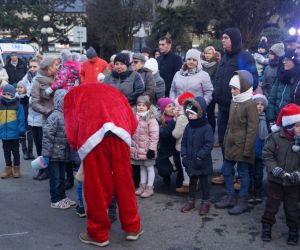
[214,27,258,154]
[5,52,27,85]
[157,37,183,97]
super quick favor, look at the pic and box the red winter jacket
[80,57,108,84]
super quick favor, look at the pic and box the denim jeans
[49,161,66,203]
[76,181,84,207]
[222,160,250,198]
[249,158,264,195]
[217,109,229,159]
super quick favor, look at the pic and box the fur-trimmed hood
[183,96,207,118]
[134,105,158,121]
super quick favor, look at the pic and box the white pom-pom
[260,36,268,43]
[97,73,105,82]
[271,124,280,132]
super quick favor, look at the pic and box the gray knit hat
[270,43,285,57]
[132,53,146,63]
[86,46,97,59]
[60,49,72,63]
[40,56,57,70]
[252,94,268,107]
[137,95,151,109]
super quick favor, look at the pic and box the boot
[287,228,299,246]
[261,223,272,242]
[181,200,195,213]
[199,201,210,216]
[215,195,236,209]
[141,185,154,198]
[37,168,49,181]
[28,152,35,160]
[135,183,146,196]
[1,166,13,179]
[176,185,189,193]
[228,197,248,215]
[13,166,21,178]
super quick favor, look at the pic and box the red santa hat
[271,103,300,132]
[177,92,195,106]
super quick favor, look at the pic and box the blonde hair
[204,46,216,54]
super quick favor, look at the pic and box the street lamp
[41,15,53,52]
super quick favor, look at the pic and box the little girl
[131,96,159,198]
[181,96,214,215]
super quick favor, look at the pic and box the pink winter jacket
[51,61,80,92]
[130,105,159,160]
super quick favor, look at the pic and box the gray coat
[138,68,155,102]
[153,72,165,103]
[261,65,277,97]
[42,90,68,161]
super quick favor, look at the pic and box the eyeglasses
[132,61,140,64]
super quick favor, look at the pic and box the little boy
[261,103,300,245]
[249,94,269,203]
[0,84,25,178]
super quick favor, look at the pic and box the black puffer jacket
[42,90,68,161]
[5,59,27,85]
[181,96,214,176]
[290,71,300,105]
[214,28,258,112]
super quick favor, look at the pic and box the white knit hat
[229,74,241,89]
[271,103,300,132]
[144,58,158,75]
[186,49,202,69]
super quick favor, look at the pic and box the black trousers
[261,181,300,228]
[21,126,33,155]
[207,100,216,134]
[189,175,210,201]
[2,139,20,166]
[31,126,43,156]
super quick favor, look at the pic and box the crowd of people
[0,26,300,247]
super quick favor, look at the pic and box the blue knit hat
[2,84,16,97]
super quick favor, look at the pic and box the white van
[0,43,36,66]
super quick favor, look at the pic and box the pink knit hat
[157,97,174,112]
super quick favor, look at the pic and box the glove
[42,156,49,167]
[146,149,155,159]
[289,172,300,184]
[268,121,275,131]
[272,167,285,178]
[45,87,54,96]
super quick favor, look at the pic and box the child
[180,96,214,215]
[16,81,34,160]
[0,84,25,178]
[253,37,269,82]
[215,70,258,215]
[248,94,269,203]
[42,89,75,209]
[261,103,300,245]
[173,92,194,193]
[156,97,183,187]
[45,49,80,95]
[131,95,159,198]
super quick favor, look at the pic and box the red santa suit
[64,83,140,243]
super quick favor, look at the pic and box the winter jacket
[170,66,213,104]
[80,57,108,84]
[130,106,159,160]
[157,51,183,96]
[261,64,278,97]
[137,68,155,101]
[5,59,27,85]
[28,97,43,127]
[103,70,145,106]
[0,97,25,140]
[42,90,68,161]
[22,71,36,97]
[263,129,300,186]
[266,77,293,122]
[172,113,188,151]
[31,69,54,118]
[153,72,165,103]
[181,97,214,176]
[51,60,80,92]
[253,52,269,78]
[0,67,8,84]
[290,72,300,106]
[202,61,218,87]
[17,94,29,128]
[223,71,258,165]
[157,119,177,159]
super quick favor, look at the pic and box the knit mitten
[146,149,155,159]
[272,167,285,178]
[45,87,54,96]
[289,171,300,184]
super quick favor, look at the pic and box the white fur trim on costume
[282,114,300,127]
[78,122,132,160]
[271,124,280,132]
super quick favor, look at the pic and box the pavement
[0,147,298,250]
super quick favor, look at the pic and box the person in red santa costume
[64,83,143,247]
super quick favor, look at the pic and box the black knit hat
[284,50,298,65]
[185,102,198,115]
[114,53,131,67]
[258,39,268,50]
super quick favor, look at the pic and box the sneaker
[255,195,263,203]
[51,200,71,209]
[126,227,144,241]
[211,175,224,184]
[76,205,86,218]
[135,184,146,196]
[176,185,189,193]
[287,228,299,246]
[248,194,256,204]
[79,232,109,247]
[62,197,76,206]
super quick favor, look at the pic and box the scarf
[112,70,132,80]
[258,112,269,140]
[189,117,208,128]
[232,87,253,103]
[180,64,200,76]
[201,60,217,69]
[279,67,299,85]
[27,71,37,83]
[137,110,149,118]
[35,69,54,87]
